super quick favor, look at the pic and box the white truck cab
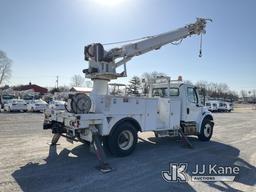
[149,78,214,138]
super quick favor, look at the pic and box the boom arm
[83,18,211,81]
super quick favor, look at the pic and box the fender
[198,111,214,133]
[104,116,142,136]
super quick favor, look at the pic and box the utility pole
[56,76,59,89]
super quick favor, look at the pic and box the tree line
[126,72,239,102]
[0,50,12,86]
[240,89,256,103]
[0,49,251,102]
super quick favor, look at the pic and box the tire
[198,118,213,141]
[107,122,138,157]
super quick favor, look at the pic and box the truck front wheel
[107,122,138,157]
[198,118,213,141]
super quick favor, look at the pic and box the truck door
[185,87,201,122]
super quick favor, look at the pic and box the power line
[102,36,155,46]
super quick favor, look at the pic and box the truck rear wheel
[198,118,213,141]
[107,122,138,157]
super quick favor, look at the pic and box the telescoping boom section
[83,18,211,82]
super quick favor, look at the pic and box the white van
[205,101,218,112]
[217,101,227,112]
[224,102,233,112]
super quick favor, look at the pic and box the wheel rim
[204,123,212,138]
[118,130,134,150]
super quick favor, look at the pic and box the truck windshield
[152,88,179,97]
[187,87,198,103]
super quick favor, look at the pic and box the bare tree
[240,90,247,102]
[0,50,12,85]
[251,89,256,104]
[71,75,85,87]
[109,85,123,96]
[196,81,208,104]
[195,80,237,101]
[85,80,93,88]
[195,80,208,90]
[141,71,166,84]
[183,80,193,85]
[141,71,166,95]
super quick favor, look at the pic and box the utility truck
[224,102,233,112]
[0,94,15,109]
[43,18,213,171]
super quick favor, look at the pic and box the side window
[169,88,179,96]
[187,87,198,103]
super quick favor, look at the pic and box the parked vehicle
[27,99,48,112]
[23,95,34,104]
[0,94,15,108]
[48,100,66,110]
[205,101,218,112]
[206,100,233,112]
[4,99,27,112]
[217,101,227,112]
[224,102,233,112]
[23,94,41,104]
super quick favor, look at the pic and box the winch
[65,93,92,114]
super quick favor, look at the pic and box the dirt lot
[0,108,256,192]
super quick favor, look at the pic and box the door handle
[187,108,190,114]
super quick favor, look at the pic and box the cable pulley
[66,93,92,114]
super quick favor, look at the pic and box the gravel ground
[0,109,255,192]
